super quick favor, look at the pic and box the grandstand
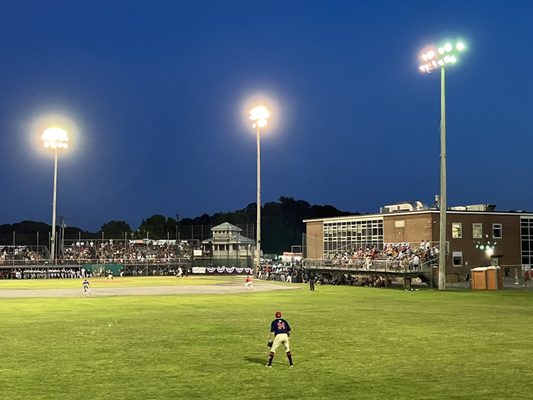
[0,222,256,278]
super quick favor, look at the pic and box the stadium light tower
[419,40,467,290]
[42,127,69,264]
[249,105,270,277]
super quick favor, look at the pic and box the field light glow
[249,105,270,121]
[42,127,69,149]
[240,93,281,136]
[249,105,270,129]
[255,119,268,128]
[418,39,467,73]
[29,112,80,158]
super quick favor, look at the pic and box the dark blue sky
[1,0,532,231]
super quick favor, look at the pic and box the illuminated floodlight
[419,39,467,73]
[249,105,270,129]
[250,105,270,121]
[42,127,69,149]
[256,119,268,128]
[417,37,468,291]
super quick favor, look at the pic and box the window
[452,223,462,238]
[472,223,483,239]
[493,224,502,239]
[452,251,463,267]
[322,219,384,258]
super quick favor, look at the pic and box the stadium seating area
[62,240,193,264]
[0,240,193,266]
[324,241,439,272]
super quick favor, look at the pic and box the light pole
[419,40,466,290]
[249,105,270,277]
[42,127,69,264]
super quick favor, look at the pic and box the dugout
[471,266,503,290]
[83,263,123,277]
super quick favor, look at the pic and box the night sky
[1,0,532,231]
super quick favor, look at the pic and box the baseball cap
[275,311,282,318]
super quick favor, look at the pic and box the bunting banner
[200,266,254,274]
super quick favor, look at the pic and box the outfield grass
[0,281,532,399]
[0,275,233,289]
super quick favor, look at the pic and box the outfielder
[82,279,91,294]
[266,311,294,368]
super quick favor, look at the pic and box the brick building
[304,203,533,281]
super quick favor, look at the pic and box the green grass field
[1,277,532,399]
[0,275,231,289]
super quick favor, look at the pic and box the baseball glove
[267,339,273,348]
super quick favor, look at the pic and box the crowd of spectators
[0,241,196,279]
[0,246,44,265]
[1,240,440,285]
[312,271,393,287]
[0,240,194,266]
[323,241,439,272]
[62,239,193,264]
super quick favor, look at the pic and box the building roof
[202,234,254,245]
[303,209,533,223]
[211,222,242,232]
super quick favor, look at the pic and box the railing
[304,256,436,274]
[322,240,445,258]
[0,257,192,268]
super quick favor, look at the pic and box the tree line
[0,196,356,254]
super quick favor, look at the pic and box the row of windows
[521,218,533,266]
[323,221,384,256]
[324,220,382,228]
[213,244,251,251]
[324,230,384,239]
[451,223,502,239]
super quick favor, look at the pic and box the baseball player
[266,311,294,368]
[245,275,254,290]
[82,279,91,294]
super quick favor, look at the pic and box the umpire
[266,311,294,368]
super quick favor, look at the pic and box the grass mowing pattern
[0,282,532,399]
[0,276,232,289]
